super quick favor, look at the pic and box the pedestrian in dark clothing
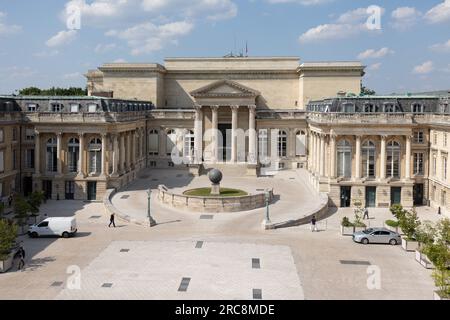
[310,216,318,232]
[109,214,116,228]
[438,207,441,215]
[17,245,25,271]
[8,195,13,207]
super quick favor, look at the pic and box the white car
[28,217,77,238]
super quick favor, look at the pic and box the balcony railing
[307,112,450,125]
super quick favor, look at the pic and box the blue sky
[0,0,449,95]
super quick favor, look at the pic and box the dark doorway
[65,181,75,200]
[23,177,33,197]
[42,180,52,199]
[87,182,97,201]
[391,187,402,206]
[340,186,352,207]
[366,187,376,208]
[413,184,424,206]
[218,123,231,162]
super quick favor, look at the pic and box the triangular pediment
[190,80,260,98]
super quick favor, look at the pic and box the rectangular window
[52,104,63,112]
[443,156,448,181]
[434,133,438,145]
[25,129,35,141]
[12,150,17,170]
[0,150,4,172]
[88,104,97,113]
[414,131,424,144]
[26,149,35,169]
[27,103,37,112]
[149,132,159,155]
[442,191,447,207]
[70,104,79,113]
[444,134,448,147]
[258,129,268,164]
[12,128,17,141]
[433,154,437,176]
[0,129,4,143]
[413,153,424,175]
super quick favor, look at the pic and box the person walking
[363,207,370,220]
[310,216,318,232]
[17,244,25,271]
[108,213,116,228]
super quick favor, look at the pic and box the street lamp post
[147,189,157,227]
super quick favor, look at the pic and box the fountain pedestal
[211,183,220,195]
[208,169,223,196]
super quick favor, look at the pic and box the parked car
[353,227,401,245]
[28,217,77,238]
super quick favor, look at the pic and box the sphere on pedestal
[208,169,223,185]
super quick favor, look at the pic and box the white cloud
[424,0,450,24]
[367,62,382,71]
[2,66,37,78]
[0,11,22,36]
[412,61,434,74]
[107,20,194,55]
[113,58,127,63]
[299,6,384,43]
[391,7,421,30]
[63,72,82,79]
[94,43,117,54]
[46,30,77,47]
[430,39,450,52]
[266,0,332,5]
[33,50,60,58]
[357,47,394,60]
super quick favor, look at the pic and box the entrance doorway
[65,181,75,200]
[365,187,376,207]
[391,187,402,206]
[413,184,424,206]
[87,182,97,201]
[42,180,52,199]
[340,186,352,207]
[218,124,231,162]
[23,177,33,197]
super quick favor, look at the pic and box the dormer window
[27,103,37,112]
[70,104,80,113]
[364,103,376,113]
[88,103,98,113]
[384,103,396,113]
[412,103,424,113]
[52,103,63,112]
[342,103,355,113]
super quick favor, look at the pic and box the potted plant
[27,191,45,224]
[385,219,400,233]
[341,217,354,236]
[13,196,32,235]
[399,208,421,251]
[415,222,437,269]
[352,202,367,232]
[0,219,18,273]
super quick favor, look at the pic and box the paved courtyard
[0,170,446,300]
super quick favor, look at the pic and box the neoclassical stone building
[1,56,449,215]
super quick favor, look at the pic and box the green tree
[0,203,4,218]
[0,219,18,261]
[390,204,408,220]
[399,208,421,240]
[19,87,87,96]
[13,196,32,227]
[361,85,376,96]
[28,191,45,215]
[416,221,436,247]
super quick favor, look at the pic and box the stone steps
[202,163,249,177]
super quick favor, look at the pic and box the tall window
[442,191,447,207]
[25,129,35,141]
[88,138,102,174]
[12,128,17,141]
[364,103,376,113]
[414,131,424,144]
[444,134,448,147]
[433,154,437,176]
[413,153,424,175]
[166,129,177,156]
[12,150,17,170]
[443,156,448,181]
[46,137,57,172]
[25,149,35,169]
[384,103,396,113]
[412,104,423,113]
[0,129,3,143]
[295,131,306,156]
[362,141,376,178]
[386,141,401,178]
[183,130,195,159]
[148,130,159,156]
[258,129,269,166]
[0,150,4,173]
[337,140,352,178]
[277,130,287,157]
[68,138,80,173]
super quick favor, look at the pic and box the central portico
[190,79,258,165]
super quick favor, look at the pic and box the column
[112,134,119,177]
[101,133,107,176]
[126,132,131,171]
[131,131,136,169]
[57,132,63,175]
[34,131,41,175]
[194,105,203,164]
[310,133,315,172]
[78,133,85,177]
[211,106,219,162]
[355,135,361,179]
[380,135,387,180]
[231,105,239,163]
[330,134,336,179]
[405,135,411,179]
[248,105,257,164]
[120,133,125,173]
[315,134,320,173]
[319,134,325,176]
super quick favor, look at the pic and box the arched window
[384,103,396,113]
[183,130,195,159]
[68,138,79,173]
[148,129,159,156]
[362,141,376,178]
[386,141,401,178]
[277,130,287,157]
[46,137,57,172]
[166,129,177,156]
[296,130,306,156]
[88,138,102,174]
[337,140,352,178]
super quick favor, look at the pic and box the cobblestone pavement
[0,173,445,300]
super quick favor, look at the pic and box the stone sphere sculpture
[208,169,223,185]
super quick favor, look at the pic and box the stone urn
[208,169,223,195]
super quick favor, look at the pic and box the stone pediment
[190,80,260,98]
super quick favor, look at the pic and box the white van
[28,217,77,238]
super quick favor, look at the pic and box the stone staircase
[201,163,251,177]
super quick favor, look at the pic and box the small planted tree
[416,221,436,248]
[28,191,45,223]
[353,200,366,228]
[399,208,421,241]
[0,203,4,218]
[0,219,18,261]
[13,196,32,233]
[390,204,407,220]
[341,217,353,227]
